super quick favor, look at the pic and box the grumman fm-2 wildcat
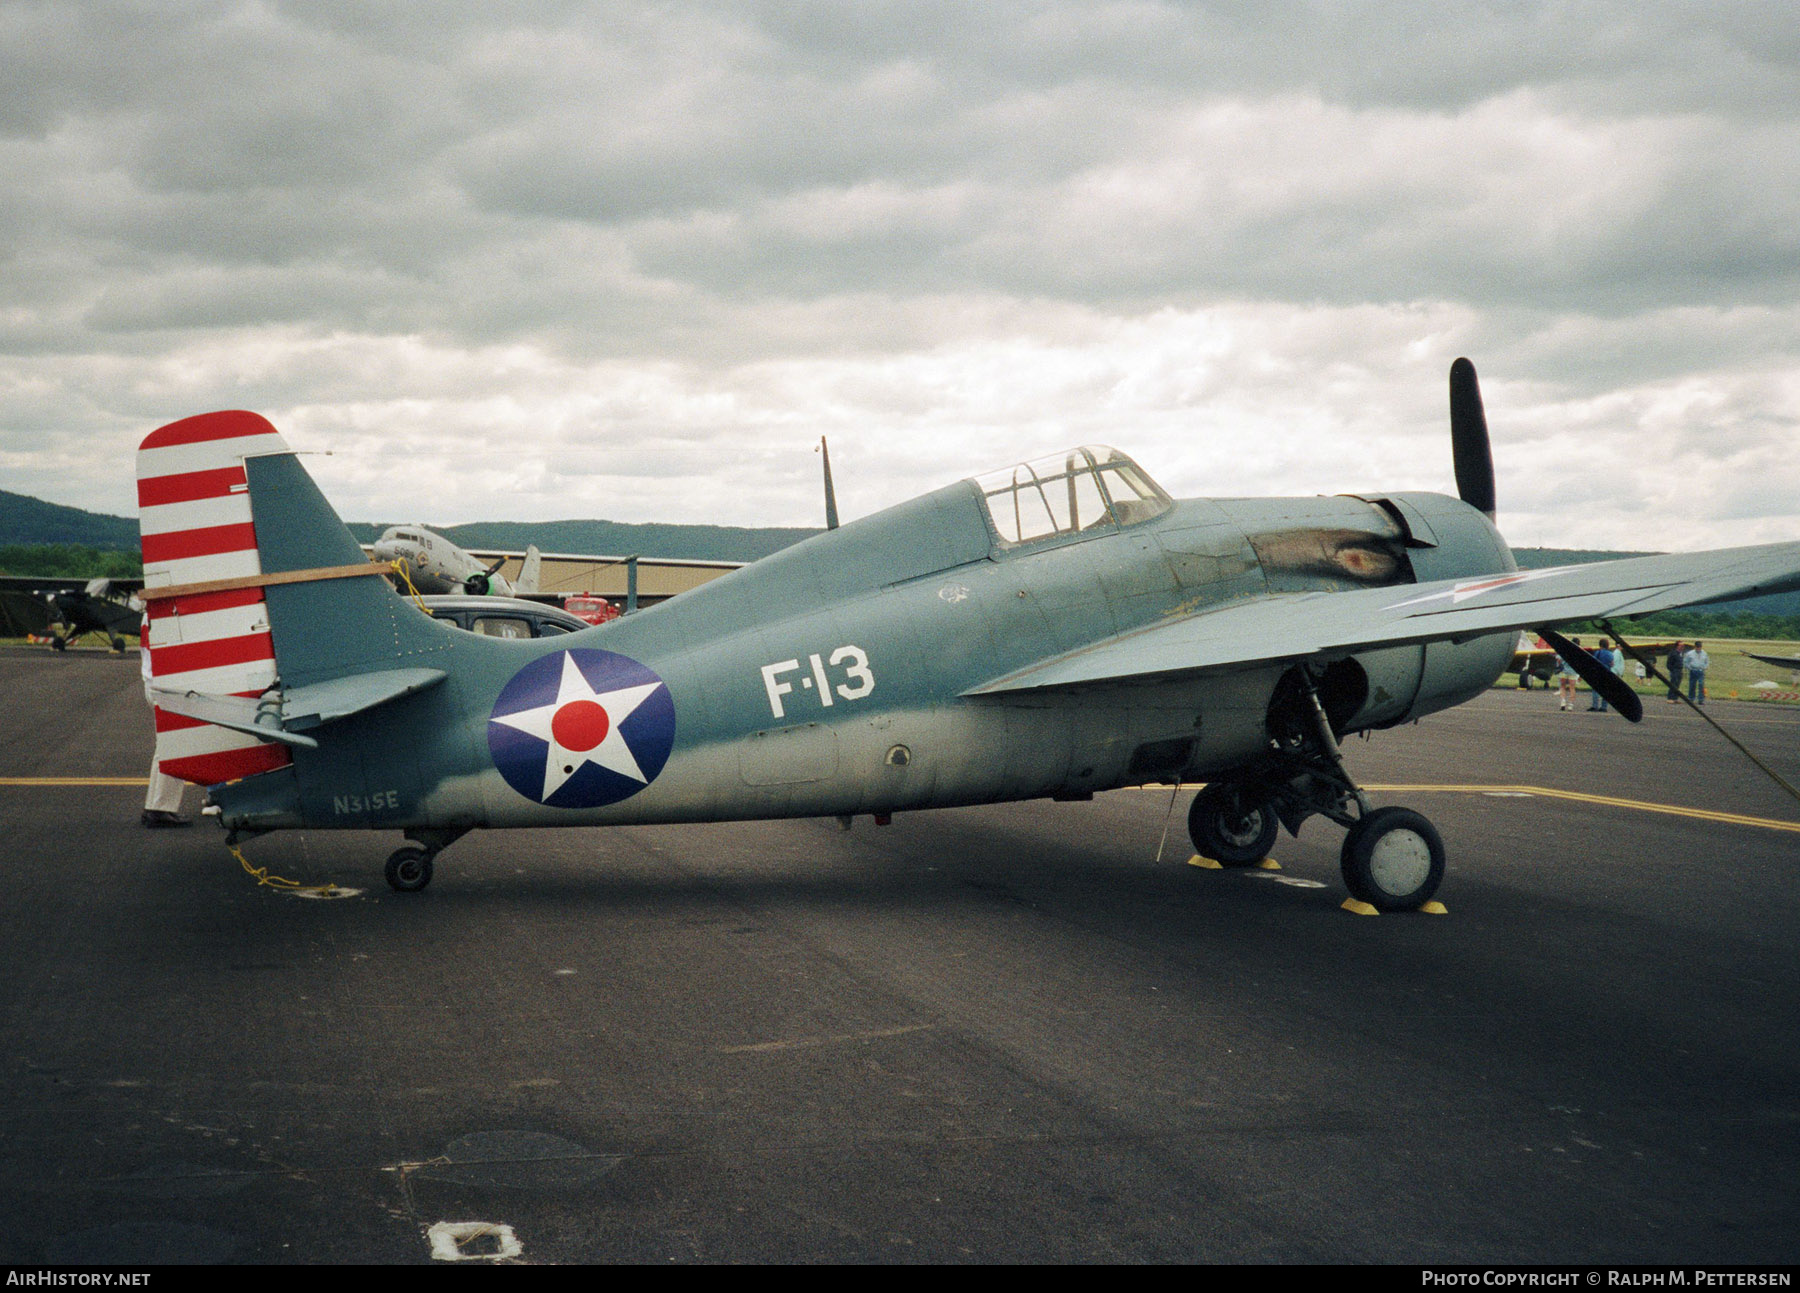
[137,361,1800,909]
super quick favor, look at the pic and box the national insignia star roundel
[488,649,676,808]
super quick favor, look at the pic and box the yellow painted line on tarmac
[1364,784,1800,834]
[0,777,148,786]
[721,1023,936,1055]
[1132,782,1800,834]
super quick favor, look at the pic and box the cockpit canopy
[972,446,1172,548]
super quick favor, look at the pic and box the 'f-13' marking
[761,646,875,718]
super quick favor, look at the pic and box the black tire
[109,636,125,653]
[385,846,434,893]
[1187,783,1279,867]
[50,635,67,652]
[1340,807,1444,910]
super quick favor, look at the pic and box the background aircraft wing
[0,589,53,637]
[1744,651,1800,670]
[967,541,1800,695]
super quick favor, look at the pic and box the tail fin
[138,412,294,785]
[515,544,542,595]
[138,411,448,786]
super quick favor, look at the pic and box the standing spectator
[1556,641,1581,711]
[1589,638,1617,712]
[1664,640,1685,703]
[140,613,189,827]
[1683,641,1710,705]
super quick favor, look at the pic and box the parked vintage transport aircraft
[369,524,542,597]
[137,361,1800,909]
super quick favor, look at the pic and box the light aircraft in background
[370,524,542,597]
[134,362,1800,910]
[1507,631,1558,685]
[0,577,143,651]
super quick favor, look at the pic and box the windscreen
[973,446,1171,546]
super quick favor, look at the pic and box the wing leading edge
[965,541,1800,695]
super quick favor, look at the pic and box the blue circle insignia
[487,649,676,809]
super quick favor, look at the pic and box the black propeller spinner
[464,556,509,596]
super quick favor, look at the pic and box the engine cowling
[1339,491,1520,730]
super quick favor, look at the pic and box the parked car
[418,595,590,639]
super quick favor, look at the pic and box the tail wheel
[1187,783,1278,867]
[1340,807,1444,911]
[385,846,434,893]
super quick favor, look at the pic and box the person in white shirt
[140,614,189,827]
[1682,641,1710,705]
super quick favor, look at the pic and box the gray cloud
[1,1,1798,548]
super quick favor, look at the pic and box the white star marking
[1383,566,1579,612]
[491,653,663,800]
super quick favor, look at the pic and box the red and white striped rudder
[137,411,294,785]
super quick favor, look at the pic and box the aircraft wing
[967,541,1800,695]
[0,590,53,637]
[1744,651,1800,670]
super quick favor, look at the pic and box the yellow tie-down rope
[388,558,431,614]
[227,841,349,898]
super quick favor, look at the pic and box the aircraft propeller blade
[483,556,508,577]
[1538,628,1642,722]
[1449,357,1497,521]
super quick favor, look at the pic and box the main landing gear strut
[384,827,468,893]
[1187,667,1445,911]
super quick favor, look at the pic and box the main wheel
[50,635,67,652]
[1340,807,1444,910]
[385,846,434,893]
[109,636,125,652]
[1187,783,1279,867]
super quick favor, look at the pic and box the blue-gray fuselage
[217,451,1517,837]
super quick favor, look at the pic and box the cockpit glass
[973,446,1171,546]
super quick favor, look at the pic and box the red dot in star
[551,699,610,752]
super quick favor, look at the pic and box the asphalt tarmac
[2,646,1797,1264]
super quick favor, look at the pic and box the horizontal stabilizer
[149,689,318,749]
[282,667,447,731]
[150,667,445,747]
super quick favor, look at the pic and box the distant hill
[346,519,820,564]
[0,489,139,549]
[0,487,819,565]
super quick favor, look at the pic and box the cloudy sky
[3,1,1798,550]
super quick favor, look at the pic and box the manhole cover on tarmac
[417,1130,623,1190]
